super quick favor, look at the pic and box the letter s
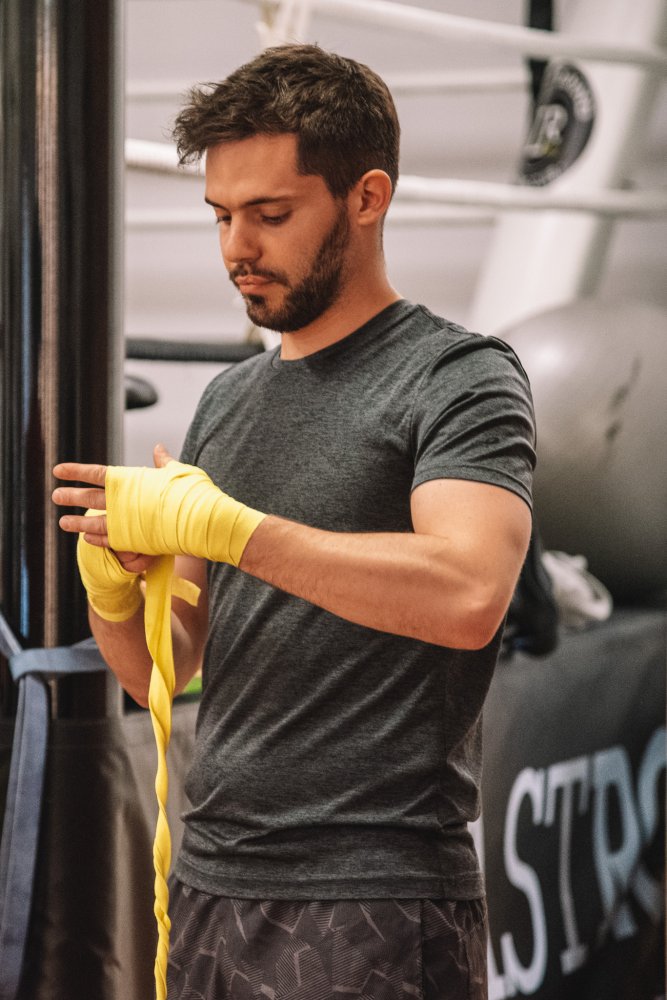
[500,767,548,996]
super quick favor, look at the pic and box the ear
[349,169,394,227]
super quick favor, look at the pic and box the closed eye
[214,213,288,226]
[261,213,289,226]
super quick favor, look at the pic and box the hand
[52,443,175,574]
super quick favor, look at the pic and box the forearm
[89,597,202,708]
[240,516,511,649]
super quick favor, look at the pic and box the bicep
[411,478,532,591]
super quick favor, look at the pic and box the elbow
[454,612,503,651]
[461,582,511,649]
[431,583,510,651]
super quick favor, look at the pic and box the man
[53,44,535,999]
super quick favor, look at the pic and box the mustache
[229,267,288,286]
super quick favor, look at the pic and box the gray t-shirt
[176,299,535,900]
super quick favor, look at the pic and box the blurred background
[123,0,667,464]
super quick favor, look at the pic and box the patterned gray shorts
[166,879,488,999]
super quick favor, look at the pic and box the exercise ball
[501,297,667,601]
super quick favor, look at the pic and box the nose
[221,218,260,267]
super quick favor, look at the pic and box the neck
[279,277,402,361]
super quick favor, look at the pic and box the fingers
[82,531,111,547]
[58,513,108,537]
[153,442,176,468]
[54,449,174,547]
[53,461,108,486]
[52,486,106,510]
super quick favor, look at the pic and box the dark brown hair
[172,44,400,199]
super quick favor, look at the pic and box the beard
[231,206,350,333]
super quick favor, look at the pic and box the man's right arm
[90,554,208,708]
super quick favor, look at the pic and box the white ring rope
[395,176,667,218]
[126,204,497,229]
[125,138,200,175]
[249,0,667,73]
[127,68,528,102]
[124,140,667,219]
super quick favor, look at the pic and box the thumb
[153,442,175,468]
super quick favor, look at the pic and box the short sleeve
[410,335,536,509]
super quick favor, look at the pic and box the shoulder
[408,306,536,450]
[398,304,531,396]
[418,305,527,368]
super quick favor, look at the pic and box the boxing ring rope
[124,138,667,220]
[375,67,527,94]
[126,204,498,228]
[394,179,667,217]
[248,0,667,72]
[127,67,528,102]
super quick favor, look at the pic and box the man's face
[205,134,352,333]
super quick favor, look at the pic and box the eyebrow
[204,195,292,210]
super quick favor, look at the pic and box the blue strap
[0,673,49,1000]
[9,636,108,681]
[0,614,108,1000]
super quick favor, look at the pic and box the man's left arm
[54,454,531,651]
[239,476,531,650]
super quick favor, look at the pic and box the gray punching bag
[501,297,667,602]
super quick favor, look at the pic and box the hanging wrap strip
[142,558,200,1000]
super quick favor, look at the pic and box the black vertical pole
[0,0,124,717]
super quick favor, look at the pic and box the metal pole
[0,0,124,717]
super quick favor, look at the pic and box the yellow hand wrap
[105,460,266,566]
[76,513,142,622]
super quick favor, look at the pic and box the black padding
[126,338,264,364]
[124,373,159,410]
[503,522,559,656]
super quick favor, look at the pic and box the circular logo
[519,62,596,186]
